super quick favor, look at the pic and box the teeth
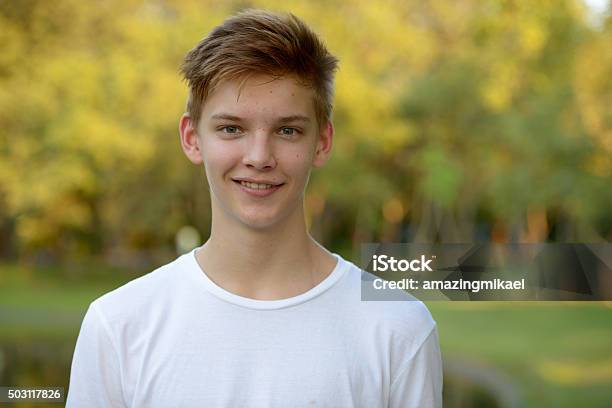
[240,181,275,190]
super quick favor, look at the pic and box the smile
[233,179,285,197]
[239,181,275,189]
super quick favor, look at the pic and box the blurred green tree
[0,0,610,266]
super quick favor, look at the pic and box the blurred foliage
[0,0,611,264]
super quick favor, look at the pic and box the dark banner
[360,243,612,301]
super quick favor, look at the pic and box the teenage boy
[67,9,443,407]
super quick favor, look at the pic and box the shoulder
[335,255,437,345]
[88,251,191,326]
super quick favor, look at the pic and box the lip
[233,179,284,197]
[232,177,284,185]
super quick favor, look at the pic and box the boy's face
[180,74,333,230]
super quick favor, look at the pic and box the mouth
[232,179,285,196]
[234,180,283,189]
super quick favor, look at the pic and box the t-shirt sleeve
[389,323,443,408]
[66,303,127,407]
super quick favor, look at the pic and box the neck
[195,200,336,300]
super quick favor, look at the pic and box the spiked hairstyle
[180,9,339,128]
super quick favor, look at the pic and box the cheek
[202,140,241,175]
[287,150,315,180]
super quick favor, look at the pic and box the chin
[239,216,281,231]
[236,208,290,230]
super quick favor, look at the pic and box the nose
[242,131,277,170]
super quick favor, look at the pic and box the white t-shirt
[66,248,443,408]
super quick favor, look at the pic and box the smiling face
[180,74,333,231]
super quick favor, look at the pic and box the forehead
[201,74,317,122]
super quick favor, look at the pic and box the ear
[179,113,203,165]
[313,121,334,168]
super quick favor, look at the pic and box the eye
[219,125,241,134]
[279,127,301,137]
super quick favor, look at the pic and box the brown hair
[180,8,339,128]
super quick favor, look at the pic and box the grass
[0,261,133,340]
[1,262,612,407]
[427,301,612,407]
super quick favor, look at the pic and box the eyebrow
[209,113,243,122]
[209,113,311,124]
[277,115,311,124]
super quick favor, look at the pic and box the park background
[0,0,611,406]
